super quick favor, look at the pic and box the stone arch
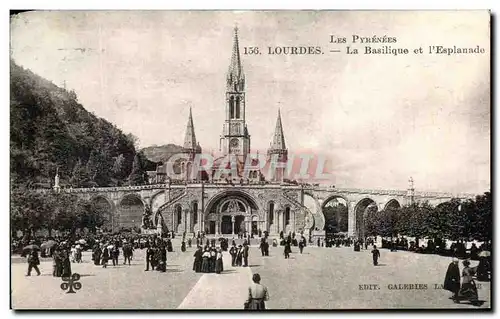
[204,190,259,216]
[354,198,378,239]
[384,199,401,210]
[192,200,199,226]
[284,205,291,225]
[150,190,166,212]
[204,190,259,235]
[90,195,115,231]
[174,204,183,233]
[118,193,145,229]
[321,194,349,210]
[322,195,349,233]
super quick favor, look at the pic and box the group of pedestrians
[144,243,168,272]
[229,243,249,267]
[192,246,224,274]
[444,258,482,306]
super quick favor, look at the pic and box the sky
[10,10,490,194]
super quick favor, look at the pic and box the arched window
[268,202,274,224]
[230,96,235,119]
[235,97,241,119]
[285,206,291,225]
[193,202,198,224]
[176,205,182,225]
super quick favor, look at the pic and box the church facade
[147,28,303,237]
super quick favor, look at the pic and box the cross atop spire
[183,107,198,151]
[270,109,286,150]
[227,26,245,92]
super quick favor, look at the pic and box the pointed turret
[226,26,245,92]
[267,109,288,183]
[270,109,286,151]
[183,107,198,152]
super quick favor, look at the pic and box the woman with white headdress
[215,248,223,274]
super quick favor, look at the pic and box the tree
[10,190,48,237]
[471,192,492,242]
[70,159,89,187]
[323,203,348,233]
[128,153,147,185]
[112,154,125,177]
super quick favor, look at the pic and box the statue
[157,213,164,227]
[141,203,154,229]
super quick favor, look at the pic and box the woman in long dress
[201,248,210,273]
[215,248,223,274]
[209,248,217,273]
[236,245,243,266]
[457,260,479,305]
[52,247,62,277]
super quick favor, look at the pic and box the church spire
[227,26,245,92]
[270,109,286,150]
[183,107,198,151]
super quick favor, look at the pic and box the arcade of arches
[91,191,403,238]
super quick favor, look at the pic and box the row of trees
[363,192,492,243]
[11,190,109,238]
[67,150,154,188]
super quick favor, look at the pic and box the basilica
[144,27,298,237]
[64,28,462,240]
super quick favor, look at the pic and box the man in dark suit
[284,241,291,259]
[27,250,41,276]
[299,236,306,254]
[259,238,266,256]
[229,244,238,266]
[371,245,381,266]
[243,243,249,267]
[144,245,153,271]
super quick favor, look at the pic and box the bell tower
[220,27,251,161]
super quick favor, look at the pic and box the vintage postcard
[10,10,491,310]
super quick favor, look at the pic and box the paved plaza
[11,240,491,310]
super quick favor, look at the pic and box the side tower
[182,107,201,181]
[220,27,251,162]
[267,109,288,182]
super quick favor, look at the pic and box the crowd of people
[16,228,491,309]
